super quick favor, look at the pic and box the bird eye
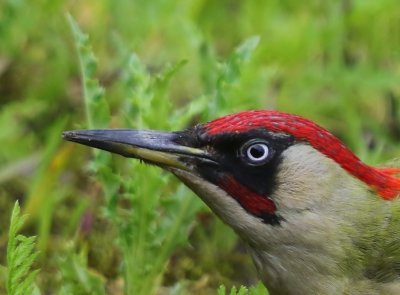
[241,140,271,166]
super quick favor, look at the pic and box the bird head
[63,110,400,244]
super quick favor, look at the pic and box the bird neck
[248,144,396,294]
[172,144,398,294]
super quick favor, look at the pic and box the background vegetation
[1,0,400,294]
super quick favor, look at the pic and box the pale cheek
[271,144,348,210]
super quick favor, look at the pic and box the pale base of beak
[128,146,188,171]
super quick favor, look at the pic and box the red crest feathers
[204,110,400,200]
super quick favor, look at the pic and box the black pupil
[249,145,265,159]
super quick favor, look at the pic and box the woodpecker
[63,110,400,295]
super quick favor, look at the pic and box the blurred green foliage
[1,0,400,294]
[6,202,40,295]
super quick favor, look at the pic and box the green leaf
[218,285,226,295]
[237,286,249,295]
[67,14,109,129]
[6,201,40,295]
[211,36,260,115]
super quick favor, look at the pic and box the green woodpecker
[63,110,400,295]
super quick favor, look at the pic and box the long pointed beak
[62,129,212,170]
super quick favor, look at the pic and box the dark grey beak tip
[62,131,73,140]
[62,130,84,142]
[62,130,93,144]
